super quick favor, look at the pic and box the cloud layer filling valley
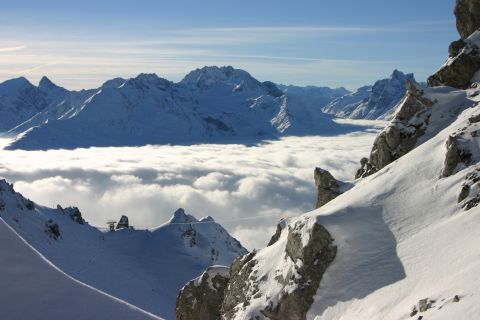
[0,132,377,249]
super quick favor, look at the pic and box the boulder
[314,167,344,208]
[176,266,230,320]
[455,0,480,40]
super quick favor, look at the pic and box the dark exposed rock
[267,219,286,246]
[314,167,344,208]
[176,266,230,320]
[116,215,129,229]
[453,294,461,302]
[418,298,430,312]
[449,39,467,57]
[458,184,471,202]
[45,219,61,240]
[410,305,418,317]
[468,113,480,123]
[221,252,258,320]
[24,199,34,210]
[455,0,480,40]
[357,81,434,178]
[63,206,85,224]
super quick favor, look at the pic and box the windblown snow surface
[231,85,480,320]
[0,181,246,319]
[0,215,161,319]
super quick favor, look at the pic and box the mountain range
[0,66,417,150]
[0,67,351,150]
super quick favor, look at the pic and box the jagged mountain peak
[101,77,126,89]
[168,208,198,224]
[388,69,415,82]
[39,76,57,89]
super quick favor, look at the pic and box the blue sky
[0,0,457,90]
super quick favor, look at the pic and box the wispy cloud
[0,45,27,53]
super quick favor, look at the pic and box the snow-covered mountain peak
[0,77,34,92]
[181,65,257,88]
[199,216,215,223]
[390,69,413,81]
[38,76,60,90]
[126,73,173,90]
[101,77,127,89]
[168,208,198,224]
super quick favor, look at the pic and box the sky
[0,0,457,90]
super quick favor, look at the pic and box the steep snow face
[0,76,97,135]
[323,70,417,120]
[0,182,246,319]
[4,67,356,150]
[227,86,480,320]
[322,86,372,118]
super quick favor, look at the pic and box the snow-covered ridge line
[0,66,354,150]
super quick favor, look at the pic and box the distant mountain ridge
[0,66,353,150]
[322,70,417,120]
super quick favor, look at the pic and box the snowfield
[225,85,480,320]
[0,216,161,320]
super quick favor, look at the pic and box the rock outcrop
[428,0,480,89]
[176,266,230,320]
[442,135,472,177]
[314,167,344,208]
[222,220,336,320]
[356,81,434,178]
[176,218,336,320]
[455,0,480,40]
[116,215,129,229]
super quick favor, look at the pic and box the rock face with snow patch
[176,266,229,320]
[314,167,344,208]
[356,81,434,178]
[220,219,336,320]
[428,31,480,89]
[428,0,480,89]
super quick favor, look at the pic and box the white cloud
[0,133,378,249]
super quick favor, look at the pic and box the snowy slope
[0,202,161,319]
[0,181,246,319]
[4,66,354,150]
[323,70,417,120]
[227,84,480,320]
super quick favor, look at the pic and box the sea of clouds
[0,129,379,249]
